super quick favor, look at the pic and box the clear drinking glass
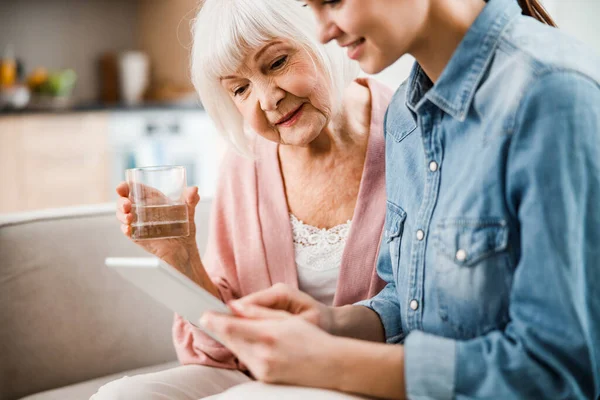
[126,166,190,240]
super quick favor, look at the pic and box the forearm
[166,245,221,299]
[329,305,385,342]
[331,337,405,399]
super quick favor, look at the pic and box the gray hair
[191,0,361,155]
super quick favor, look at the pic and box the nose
[258,83,285,112]
[317,17,343,44]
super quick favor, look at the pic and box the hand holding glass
[126,166,190,240]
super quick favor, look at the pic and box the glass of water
[126,166,190,240]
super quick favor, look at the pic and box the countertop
[0,101,205,117]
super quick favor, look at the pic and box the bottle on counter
[0,44,17,87]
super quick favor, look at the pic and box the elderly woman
[91,0,392,399]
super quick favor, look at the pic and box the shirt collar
[406,0,521,121]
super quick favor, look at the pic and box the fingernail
[199,314,210,328]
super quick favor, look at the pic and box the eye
[233,85,248,96]
[300,0,339,8]
[270,56,288,70]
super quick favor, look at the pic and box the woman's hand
[230,284,386,342]
[200,307,343,389]
[228,283,335,333]
[115,181,202,276]
[202,306,408,399]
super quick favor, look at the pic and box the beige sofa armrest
[0,200,212,400]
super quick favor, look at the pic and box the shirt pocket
[384,201,407,278]
[432,218,512,338]
[388,115,417,144]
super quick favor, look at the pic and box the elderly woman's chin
[281,131,321,147]
[276,116,327,147]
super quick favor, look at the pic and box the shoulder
[347,79,372,100]
[511,71,600,163]
[344,80,373,116]
[486,18,600,136]
[208,145,260,221]
[219,147,254,175]
[352,77,395,112]
[519,71,600,122]
[215,143,259,193]
[217,135,282,191]
[348,78,397,136]
[340,80,374,139]
[499,17,600,84]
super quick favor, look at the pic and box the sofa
[0,200,213,400]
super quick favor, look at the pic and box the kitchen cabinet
[0,113,111,213]
[0,117,23,213]
[0,108,225,214]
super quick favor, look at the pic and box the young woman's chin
[356,51,395,75]
[358,61,385,75]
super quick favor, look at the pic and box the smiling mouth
[275,104,304,125]
[347,38,365,50]
[342,38,365,50]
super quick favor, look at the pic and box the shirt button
[410,299,419,311]
[456,249,467,262]
[429,161,439,172]
[416,230,425,241]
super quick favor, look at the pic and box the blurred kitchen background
[0,0,598,213]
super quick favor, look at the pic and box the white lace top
[290,214,351,306]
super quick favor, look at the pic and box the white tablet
[105,256,230,344]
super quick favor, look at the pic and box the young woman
[202,0,600,399]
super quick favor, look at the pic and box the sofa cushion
[19,361,179,400]
[0,202,212,400]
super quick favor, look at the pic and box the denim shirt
[356,0,600,398]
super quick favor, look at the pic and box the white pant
[91,364,371,400]
[208,381,372,400]
[91,365,251,400]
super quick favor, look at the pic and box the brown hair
[517,0,557,27]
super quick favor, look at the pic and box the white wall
[545,0,600,55]
[368,55,416,91]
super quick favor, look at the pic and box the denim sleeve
[405,72,600,399]
[355,232,404,344]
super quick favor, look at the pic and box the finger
[116,209,133,225]
[229,303,291,320]
[121,223,131,237]
[299,308,322,326]
[117,196,132,213]
[185,186,200,205]
[185,187,200,219]
[128,182,168,205]
[116,182,130,198]
[200,312,268,346]
[232,284,297,312]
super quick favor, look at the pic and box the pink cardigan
[173,78,393,369]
